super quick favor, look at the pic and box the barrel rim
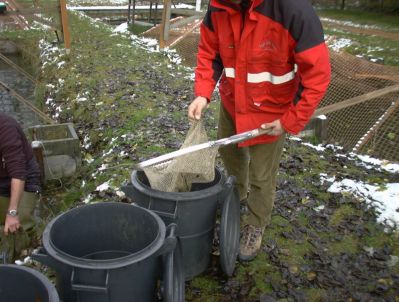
[131,167,226,200]
[42,202,166,269]
[0,264,59,301]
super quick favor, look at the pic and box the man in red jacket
[188,0,331,260]
[0,113,41,261]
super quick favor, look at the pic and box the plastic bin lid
[219,186,240,276]
[163,238,185,302]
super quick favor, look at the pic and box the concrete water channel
[0,41,81,182]
[0,42,39,128]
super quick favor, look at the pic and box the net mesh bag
[142,121,219,192]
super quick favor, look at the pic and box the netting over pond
[321,51,399,161]
[142,22,399,162]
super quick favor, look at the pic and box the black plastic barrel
[0,264,59,302]
[32,202,184,302]
[126,167,240,280]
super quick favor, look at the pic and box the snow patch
[327,178,399,227]
[96,181,110,192]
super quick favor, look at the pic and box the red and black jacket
[194,0,331,146]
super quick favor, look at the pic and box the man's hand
[261,119,286,136]
[188,96,208,121]
[4,215,21,235]
[4,178,24,235]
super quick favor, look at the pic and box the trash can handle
[71,268,110,296]
[155,223,178,257]
[148,198,178,219]
[220,175,236,200]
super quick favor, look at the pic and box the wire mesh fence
[321,51,399,161]
[0,0,62,32]
[141,12,202,66]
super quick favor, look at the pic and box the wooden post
[59,0,71,54]
[159,0,172,49]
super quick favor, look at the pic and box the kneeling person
[0,113,41,262]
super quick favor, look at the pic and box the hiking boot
[239,224,265,261]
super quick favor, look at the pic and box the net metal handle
[135,127,270,169]
[216,128,269,146]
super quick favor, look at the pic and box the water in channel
[0,53,39,128]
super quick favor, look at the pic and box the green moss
[297,212,310,226]
[314,191,331,202]
[270,215,290,228]
[249,270,282,297]
[329,204,357,227]
[278,240,313,265]
[304,288,328,302]
[328,234,359,255]
[235,253,283,298]
[186,276,221,301]
[62,188,83,210]
[190,276,219,289]
[363,222,399,257]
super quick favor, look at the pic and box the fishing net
[142,120,219,192]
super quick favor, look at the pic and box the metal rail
[313,85,399,117]
[0,52,36,83]
[0,80,54,124]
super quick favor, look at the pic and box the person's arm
[189,5,223,120]
[279,43,331,135]
[4,178,24,235]
[0,123,28,234]
[279,0,331,135]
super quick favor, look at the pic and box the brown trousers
[0,192,37,263]
[217,104,285,228]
